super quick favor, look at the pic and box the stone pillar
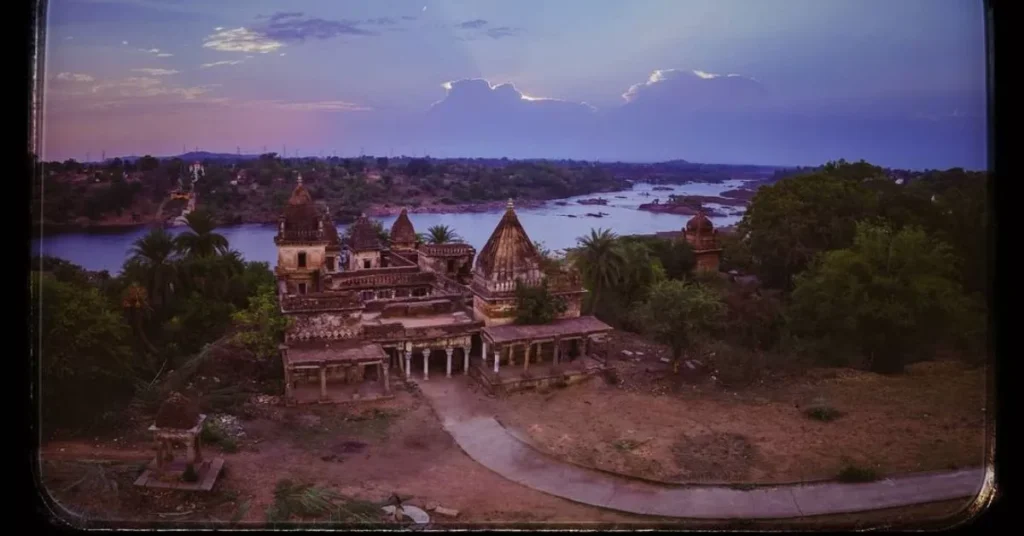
[381,362,391,394]
[194,434,203,463]
[524,342,532,371]
[422,349,430,381]
[509,344,516,367]
[493,348,500,374]
[445,348,454,378]
[320,366,328,400]
[584,336,591,358]
[482,340,489,364]
[554,339,561,365]
[405,351,412,379]
[283,366,293,400]
[186,436,197,464]
[462,346,470,375]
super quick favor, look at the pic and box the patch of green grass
[612,439,644,452]
[836,465,881,483]
[804,405,844,422]
[201,420,226,444]
[220,437,239,453]
[265,479,386,526]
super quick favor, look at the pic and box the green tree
[174,209,229,258]
[630,280,725,373]
[571,228,624,315]
[787,222,974,373]
[31,272,134,428]
[514,282,568,325]
[232,286,293,360]
[424,224,461,244]
[739,173,877,289]
[138,155,160,172]
[125,227,179,308]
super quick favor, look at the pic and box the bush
[836,465,880,483]
[201,420,225,444]
[182,463,199,482]
[804,405,843,422]
[706,342,766,387]
[220,437,239,453]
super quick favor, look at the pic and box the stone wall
[473,295,517,327]
[278,244,328,273]
[349,250,382,271]
[286,311,362,342]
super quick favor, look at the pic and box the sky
[41,0,989,169]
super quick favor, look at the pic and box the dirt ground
[495,331,989,484]
[37,331,989,529]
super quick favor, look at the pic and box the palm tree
[121,283,159,355]
[572,228,624,315]
[126,227,179,309]
[174,209,229,258]
[425,224,460,244]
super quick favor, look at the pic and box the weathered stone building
[683,209,723,273]
[275,180,611,402]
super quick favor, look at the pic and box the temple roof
[389,208,417,246]
[154,392,200,430]
[482,315,613,344]
[349,214,383,251]
[282,177,321,233]
[475,199,542,280]
[685,210,715,233]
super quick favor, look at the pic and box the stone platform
[133,457,225,491]
[470,357,605,395]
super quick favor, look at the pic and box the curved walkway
[415,379,987,519]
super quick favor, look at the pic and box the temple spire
[507,198,514,210]
[297,173,303,185]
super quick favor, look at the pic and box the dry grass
[496,356,988,484]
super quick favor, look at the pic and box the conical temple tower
[274,175,341,295]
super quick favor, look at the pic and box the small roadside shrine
[133,392,224,491]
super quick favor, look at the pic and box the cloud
[203,27,284,53]
[620,68,767,111]
[485,26,522,39]
[56,72,95,82]
[122,40,128,45]
[132,68,179,76]
[256,12,376,42]
[137,47,174,57]
[402,15,418,21]
[156,53,174,57]
[244,100,372,113]
[365,17,399,26]
[201,59,244,68]
[457,19,488,29]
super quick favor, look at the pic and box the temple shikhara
[274,177,613,403]
[682,209,722,273]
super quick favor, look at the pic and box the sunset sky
[43,0,988,169]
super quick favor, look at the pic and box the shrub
[220,437,239,453]
[200,420,225,444]
[182,463,199,482]
[706,342,766,387]
[836,465,880,483]
[805,405,844,422]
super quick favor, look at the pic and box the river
[30,180,750,274]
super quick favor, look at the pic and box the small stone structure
[134,393,224,491]
[683,209,723,273]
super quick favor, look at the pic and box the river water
[31,180,750,274]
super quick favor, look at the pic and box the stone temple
[274,178,613,403]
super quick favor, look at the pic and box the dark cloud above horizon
[257,12,377,41]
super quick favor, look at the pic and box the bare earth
[494,333,988,485]
[38,332,988,528]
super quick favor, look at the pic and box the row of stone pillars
[481,337,591,374]
[397,346,470,381]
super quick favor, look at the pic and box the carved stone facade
[274,188,611,401]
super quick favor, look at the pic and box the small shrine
[133,392,225,491]
[682,209,723,273]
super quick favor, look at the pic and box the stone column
[584,336,591,358]
[524,342,532,371]
[482,340,489,364]
[554,338,561,365]
[405,351,412,379]
[462,346,470,375]
[194,434,203,463]
[445,347,454,378]
[381,362,391,394]
[283,366,293,400]
[186,435,197,464]
[319,366,328,400]
[422,349,430,381]
[493,347,500,374]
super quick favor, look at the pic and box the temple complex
[274,178,612,401]
[682,209,723,273]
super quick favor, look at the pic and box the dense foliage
[513,282,568,325]
[31,213,279,435]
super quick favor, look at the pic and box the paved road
[415,378,987,519]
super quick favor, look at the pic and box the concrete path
[415,378,987,519]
